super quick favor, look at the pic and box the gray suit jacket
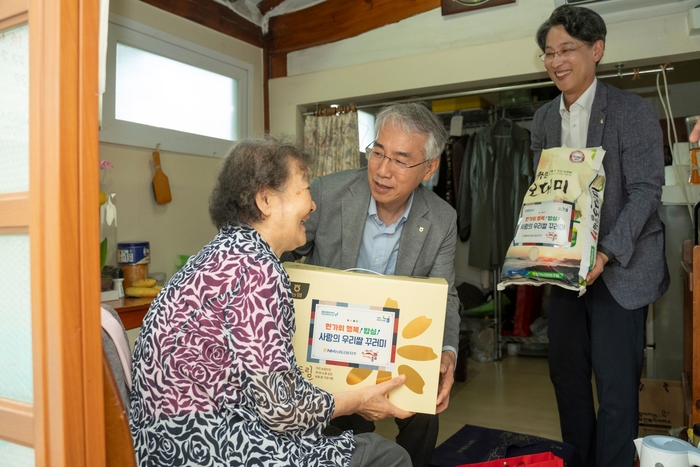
[294,167,461,351]
[531,81,669,309]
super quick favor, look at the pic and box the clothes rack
[301,64,674,116]
[493,268,502,361]
[439,105,534,130]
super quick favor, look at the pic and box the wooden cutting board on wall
[152,149,172,204]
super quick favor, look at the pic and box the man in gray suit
[532,6,669,467]
[292,102,460,467]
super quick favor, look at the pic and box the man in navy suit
[292,102,460,467]
[531,6,669,467]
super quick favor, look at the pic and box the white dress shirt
[559,78,598,148]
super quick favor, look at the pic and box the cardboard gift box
[638,378,685,437]
[284,262,448,414]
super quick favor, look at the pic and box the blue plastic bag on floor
[430,424,581,467]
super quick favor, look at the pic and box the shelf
[436,100,551,128]
[504,335,549,344]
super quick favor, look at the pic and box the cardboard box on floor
[284,262,448,415]
[638,378,685,437]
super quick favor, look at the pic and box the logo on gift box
[290,281,310,299]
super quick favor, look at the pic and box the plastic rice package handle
[498,147,606,296]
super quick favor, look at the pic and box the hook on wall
[615,63,624,78]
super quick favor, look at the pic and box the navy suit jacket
[531,81,669,309]
[294,167,461,351]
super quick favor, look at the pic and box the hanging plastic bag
[100,160,118,291]
[498,147,606,296]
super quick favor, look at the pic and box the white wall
[643,81,700,120]
[102,0,264,285]
[100,143,221,278]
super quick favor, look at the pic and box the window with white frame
[100,15,253,158]
[357,110,375,153]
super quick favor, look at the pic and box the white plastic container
[506,343,521,356]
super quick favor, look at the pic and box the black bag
[456,282,485,312]
[430,424,582,467]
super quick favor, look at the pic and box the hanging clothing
[457,119,533,270]
[451,134,469,198]
[433,136,458,206]
[434,134,470,208]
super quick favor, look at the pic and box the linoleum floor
[374,354,562,447]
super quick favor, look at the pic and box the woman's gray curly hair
[209,136,312,229]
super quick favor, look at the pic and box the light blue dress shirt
[357,193,457,359]
[356,194,414,275]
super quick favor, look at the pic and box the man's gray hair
[374,102,447,161]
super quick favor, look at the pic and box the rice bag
[498,147,606,295]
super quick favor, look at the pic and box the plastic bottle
[693,423,700,447]
[690,145,700,185]
[113,268,125,299]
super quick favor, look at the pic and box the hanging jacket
[457,120,533,270]
[434,136,458,207]
[451,134,470,198]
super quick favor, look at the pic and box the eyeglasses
[539,44,585,62]
[364,142,430,174]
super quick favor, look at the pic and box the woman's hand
[332,375,415,421]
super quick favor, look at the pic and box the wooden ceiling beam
[268,0,440,54]
[140,0,264,48]
[258,0,285,16]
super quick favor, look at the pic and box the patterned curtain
[303,111,360,179]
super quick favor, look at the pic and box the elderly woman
[129,138,413,467]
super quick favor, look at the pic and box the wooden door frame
[29,0,104,464]
[0,1,27,31]
[0,0,104,464]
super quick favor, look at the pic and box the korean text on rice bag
[498,147,606,295]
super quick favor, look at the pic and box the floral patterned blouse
[129,225,355,466]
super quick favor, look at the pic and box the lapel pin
[419,227,424,232]
[600,119,604,124]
